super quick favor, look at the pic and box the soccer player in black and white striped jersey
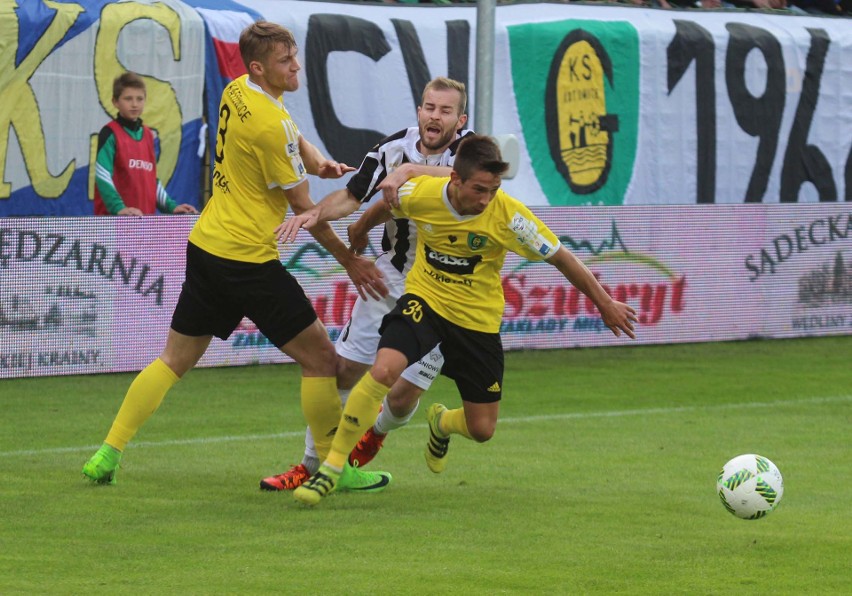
[261,77,472,491]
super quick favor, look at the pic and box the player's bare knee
[468,421,495,443]
[369,364,399,388]
[336,357,369,390]
[299,342,337,377]
[367,350,407,387]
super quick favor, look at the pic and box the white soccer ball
[716,454,784,520]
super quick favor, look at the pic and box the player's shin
[105,358,179,450]
[300,376,342,462]
[326,373,389,469]
[440,407,475,440]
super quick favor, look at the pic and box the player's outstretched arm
[276,189,361,244]
[376,163,452,208]
[280,181,387,301]
[547,246,638,339]
[298,136,355,179]
[347,200,393,255]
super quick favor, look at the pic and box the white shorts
[335,256,443,390]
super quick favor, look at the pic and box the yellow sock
[105,358,179,451]
[440,407,474,440]
[326,373,389,469]
[301,376,341,462]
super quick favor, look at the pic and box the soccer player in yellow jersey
[292,135,638,505]
[262,77,473,491]
[82,22,391,492]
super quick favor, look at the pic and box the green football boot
[337,462,392,493]
[293,462,393,506]
[82,443,122,485]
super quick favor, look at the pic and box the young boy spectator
[93,72,198,216]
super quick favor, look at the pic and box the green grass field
[1,337,849,594]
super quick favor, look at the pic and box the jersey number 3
[214,104,231,165]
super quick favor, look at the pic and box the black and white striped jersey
[346,126,474,275]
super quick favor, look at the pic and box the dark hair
[112,72,145,100]
[422,77,467,115]
[454,135,509,180]
[239,21,296,72]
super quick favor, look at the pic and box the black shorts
[379,293,504,403]
[171,242,317,348]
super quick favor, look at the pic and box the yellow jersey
[190,75,306,263]
[393,176,560,333]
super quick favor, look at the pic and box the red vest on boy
[94,120,158,215]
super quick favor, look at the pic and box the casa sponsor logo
[127,158,153,171]
[502,221,686,334]
[424,244,482,275]
[508,20,639,206]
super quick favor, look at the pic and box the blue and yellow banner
[0,0,205,216]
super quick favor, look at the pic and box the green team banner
[495,5,852,206]
[509,20,639,206]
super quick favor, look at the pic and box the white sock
[301,454,320,475]
[338,388,350,407]
[374,396,419,435]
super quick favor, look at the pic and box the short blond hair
[239,21,296,72]
[422,77,467,115]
